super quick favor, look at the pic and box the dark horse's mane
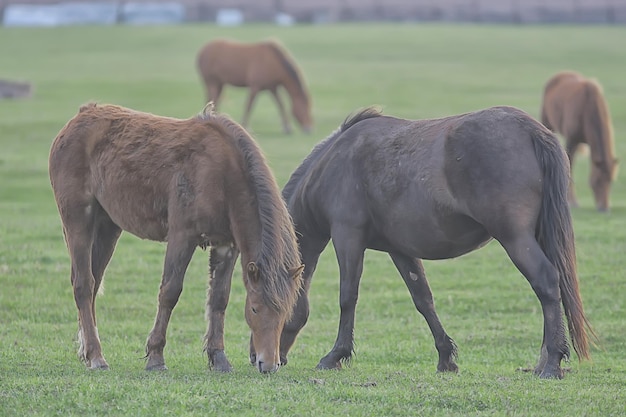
[198,106,302,315]
[283,106,383,200]
[266,40,309,102]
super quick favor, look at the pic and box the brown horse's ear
[289,264,305,280]
[247,262,259,283]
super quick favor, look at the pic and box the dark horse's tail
[531,127,596,360]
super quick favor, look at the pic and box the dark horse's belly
[370,211,492,260]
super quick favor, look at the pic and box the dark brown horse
[49,103,303,373]
[541,71,618,212]
[276,105,594,379]
[196,38,313,134]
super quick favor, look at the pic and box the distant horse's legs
[389,253,458,373]
[242,87,259,129]
[565,140,582,208]
[269,87,292,134]
[204,245,238,372]
[279,236,329,365]
[207,82,223,109]
[317,229,366,369]
[499,234,568,379]
[145,235,197,371]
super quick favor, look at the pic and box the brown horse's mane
[266,39,309,103]
[198,105,302,315]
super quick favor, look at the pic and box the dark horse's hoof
[209,350,233,373]
[316,358,342,370]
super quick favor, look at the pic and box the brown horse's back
[49,103,241,242]
[197,39,285,89]
[541,71,587,138]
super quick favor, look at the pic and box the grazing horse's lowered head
[196,38,313,134]
[541,70,618,212]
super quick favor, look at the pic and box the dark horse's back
[286,106,555,260]
[283,105,592,376]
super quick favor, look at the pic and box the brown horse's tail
[531,127,597,361]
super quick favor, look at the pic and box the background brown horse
[196,38,313,134]
[49,103,303,373]
[541,71,618,212]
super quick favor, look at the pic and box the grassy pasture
[1,23,625,416]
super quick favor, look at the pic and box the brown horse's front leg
[145,238,196,371]
[204,245,238,372]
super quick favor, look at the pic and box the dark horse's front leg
[389,253,458,373]
[317,229,366,370]
[204,245,239,372]
[278,236,329,366]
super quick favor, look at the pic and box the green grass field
[1,23,625,416]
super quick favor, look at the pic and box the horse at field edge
[49,102,303,374]
[275,105,595,379]
[196,38,313,134]
[541,70,618,212]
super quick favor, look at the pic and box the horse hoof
[146,363,167,372]
[88,357,109,370]
[539,368,564,379]
[316,359,342,370]
[210,351,233,373]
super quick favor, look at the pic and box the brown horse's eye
[251,307,258,314]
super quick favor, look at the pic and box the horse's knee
[158,280,183,309]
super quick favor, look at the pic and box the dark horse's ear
[289,264,305,280]
[247,262,259,283]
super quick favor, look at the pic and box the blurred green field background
[0,23,625,416]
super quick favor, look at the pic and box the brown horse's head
[244,262,303,373]
[590,157,618,212]
[292,95,313,134]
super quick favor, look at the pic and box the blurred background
[2,0,626,26]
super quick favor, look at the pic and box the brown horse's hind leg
[204,245,238,372]
[565,140,582,208]
[90,212,122,320]
[62,200,109,369]
[207,82,223,109]
[389,253,458,373]
[269,87,292,134]
[145,236,197,371]
[500,234,568,379]
[242,87,259,130]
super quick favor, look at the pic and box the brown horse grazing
[274,105,595,379]
[541,71,618,212]
[196,38,313,134]
[49,103,303,373]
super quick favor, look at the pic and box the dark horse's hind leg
[317,229,366,370]
[145,235,197,371]
[204,245,238,372]
[389,253,458,373]
[279,236,329,366]
[500,234,569,379]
